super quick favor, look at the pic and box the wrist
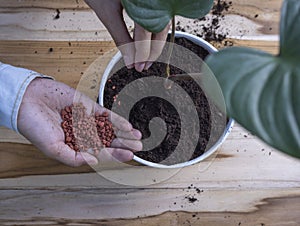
[0,63,53,132]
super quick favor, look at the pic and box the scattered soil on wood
[176,0,233,44]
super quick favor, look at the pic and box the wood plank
[0,188,299,223]
[0,39,279,90]
[102,196,300,226]
[0,40,115,88]
[0,0,89,9]
[1,124,299,188]
[0,0,282,41]
[0,128,29,144]
[0,8,133,41]
[227,0,282,35]
[0,0,283,13]
[0,1,297,224]
[0,143,93,179]
[177,0,283,40]
[229,39,279,54]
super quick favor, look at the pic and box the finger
[134,23,152,72]
[115,128,142,140]
[80,152,99,166]
[144,61,153,71]
[146,22,171,70]
[94,104,133,132]
[85,0,135,68]
[111,138,143,151]
[49,142,98,167]
[108,111,133,131]
[118,43,135,69]
[95,148,134,163]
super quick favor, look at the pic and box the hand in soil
[18,78,142,167]
[85,0,170,72]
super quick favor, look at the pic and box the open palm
[17,78,142,167]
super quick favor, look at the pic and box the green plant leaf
[280,0,300,59]
[121,0,213,33]
[205,0,300,158]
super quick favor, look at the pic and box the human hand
[17,78,142,167]
[85,0,170,72]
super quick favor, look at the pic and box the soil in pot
[103,37,223,165]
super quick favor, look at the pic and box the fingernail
[133,129,142,139]
[135,62,146,72]
[112,150,134,162]
[87,158,98,166]
[82,152,98,165]
[135,141,143,152]
[144,62,153,70]
[126,63,134,69]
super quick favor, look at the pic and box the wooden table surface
[0,0,300,225]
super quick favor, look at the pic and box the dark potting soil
[103,37,214,165]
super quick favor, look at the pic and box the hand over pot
[84,0,170,72]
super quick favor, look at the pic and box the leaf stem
[166,17,176,78]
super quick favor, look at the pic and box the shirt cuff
[0,63,53,133]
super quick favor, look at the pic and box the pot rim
[99,31,234,169]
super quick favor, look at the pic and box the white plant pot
[99,31,234,169]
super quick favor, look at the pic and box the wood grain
[0,40,115,88]
[0,0,283,41]
[1,124,299,188]
[0,0,89,9]
[0,39,279,90]
[0,0,299,224]
[227,0,282,35]
[0,143,93,179]
[0,188,299,224]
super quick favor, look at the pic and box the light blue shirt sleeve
[0,62,53,133]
